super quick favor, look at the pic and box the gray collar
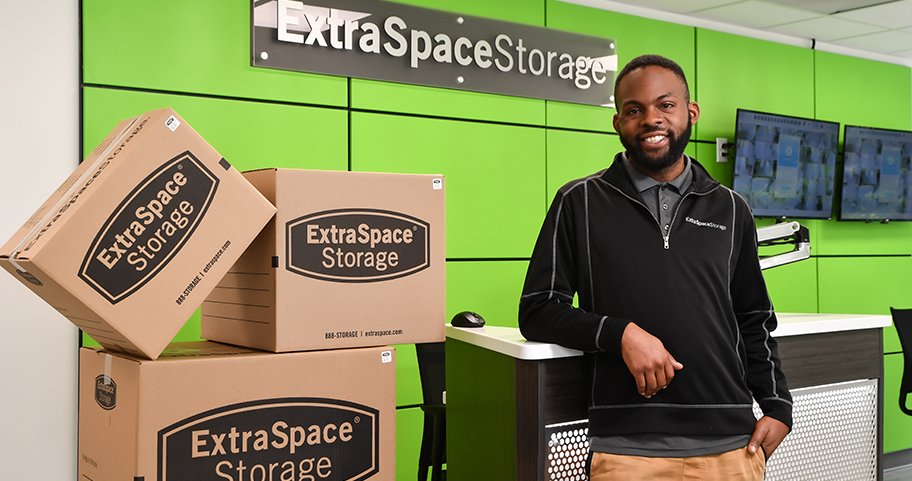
[622,153,693,194]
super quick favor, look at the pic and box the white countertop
[774,312,891,337]
[447,325,584,360]
[446,313,892,361]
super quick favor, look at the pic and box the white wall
[1,2,79,479]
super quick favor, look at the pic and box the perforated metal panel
[545,420,589,481]
[754,379,879,481]
[543,379,878,481]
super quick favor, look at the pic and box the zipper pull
[663,236,670,250]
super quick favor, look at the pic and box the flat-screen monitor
[840,125,912,222]
[732,109,839,219]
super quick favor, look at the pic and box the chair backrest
[416,342,446,406]
[889,307,912,416]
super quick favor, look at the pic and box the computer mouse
[451,311,485,328]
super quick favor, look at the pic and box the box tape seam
[7,117,141,273]
[104,353,112,385]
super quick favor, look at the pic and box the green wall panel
[884,353,912,453]
[396,407,425,481]
[446,260,530,329]
[815,51,912,134]
[546,130,621,202]
[545,0,695,133]
[545,101,615,133]
[83,87,349,172]
[818,257,912,353]
[762,259,819,314]
[695,29,815,143]
[395,344,422,407]
[816,220,912,256]
[83,0,347,106]
[351,112,545,258]
[351,80,546,125]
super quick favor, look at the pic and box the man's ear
[612,112,620,134]
[688,101,701,124]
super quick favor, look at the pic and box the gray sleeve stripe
[549,176,595,302]
[759,396,794,407]
[761,309,780,398]
[727,190,736,284]
[591,403,754,410]
[728,190,746,378]
[594,316,607,351]
[585,181,595,312]
[549,197,565,301]
[521,290,574,301]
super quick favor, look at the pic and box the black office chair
[890,307,912,416]
[416,342,446,481]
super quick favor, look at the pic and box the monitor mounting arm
[757,221,810,270]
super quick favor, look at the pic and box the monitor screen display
[840,125,912,221]
[732,109,839,219]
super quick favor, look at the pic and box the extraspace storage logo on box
[286,208,430,283]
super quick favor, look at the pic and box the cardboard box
[79,342,395,481]
[0,108,276,359]
[201,169,445,352]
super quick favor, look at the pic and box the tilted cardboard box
[0,108,276,359]
[79,342,395,481]
[202,168,445,352]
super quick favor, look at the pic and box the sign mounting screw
[260,52,269,60]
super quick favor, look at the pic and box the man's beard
[621,117,692,175]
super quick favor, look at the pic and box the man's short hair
[614,54,691,105]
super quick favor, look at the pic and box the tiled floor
[886,466,912,481]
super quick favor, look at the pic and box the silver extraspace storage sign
[252,0,617,107]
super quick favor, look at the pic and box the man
[518,54,791,480]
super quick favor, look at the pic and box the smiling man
[519,55,792,480]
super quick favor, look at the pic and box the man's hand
[748,416,790,459]
[620,322,683,398]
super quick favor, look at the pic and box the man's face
[613,66,700,176]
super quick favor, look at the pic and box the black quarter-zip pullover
[519,153,792,439]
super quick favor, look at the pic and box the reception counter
[445,313,891,481]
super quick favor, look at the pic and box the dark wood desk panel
[777,328,883,388]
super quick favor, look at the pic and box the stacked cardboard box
[3,109,446,480]
[0,108,276,360]
[79,342,396,481]
[201,168,446,352]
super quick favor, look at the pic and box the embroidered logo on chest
[685,216,727,231]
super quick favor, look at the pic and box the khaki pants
[589,446,766,481]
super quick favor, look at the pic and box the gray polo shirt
[589,154,752,458]
[621,152,692,231]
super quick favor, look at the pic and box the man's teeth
[644,134,666,143]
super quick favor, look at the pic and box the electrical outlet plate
[716,138,728,163]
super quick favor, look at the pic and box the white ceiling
[560,0,912,66]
